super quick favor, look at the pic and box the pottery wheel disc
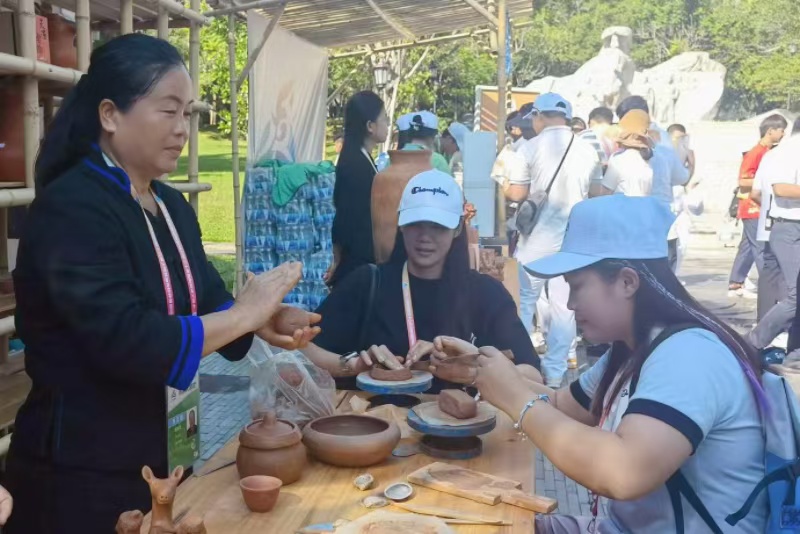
[420,435,483,460]
[356,370,433,395]
[407,403,496,438]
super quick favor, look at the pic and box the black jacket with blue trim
[10,150,253,475]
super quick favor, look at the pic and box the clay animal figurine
[142,465,184,534]
[369,366,413,382]
[177,516,207,534]
[115,510,144,534]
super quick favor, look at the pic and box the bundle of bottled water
[243,163,335,311]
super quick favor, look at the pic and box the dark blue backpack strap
[667,471,724,534]
[726,462,800,526]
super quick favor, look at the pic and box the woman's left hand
[0,484,12,526]
[405,340,434,368]
[475,346,528,415]
[256,306,322,351]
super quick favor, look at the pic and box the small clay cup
[239,475,282,513]
[302,414,401,467]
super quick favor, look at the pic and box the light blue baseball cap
[525,195,675,278]
[525,92,573,120]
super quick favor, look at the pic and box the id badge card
[166,374,201,473]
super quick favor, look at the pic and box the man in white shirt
[578,106,615,169]
[748,123,800,349]
[505,93,602,387]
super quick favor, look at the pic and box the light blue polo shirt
[574,328,767,533]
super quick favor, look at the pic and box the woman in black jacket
[329,91,388,286]
[5,34,316,534]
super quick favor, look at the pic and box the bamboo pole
[76,0,91,72]
[163,182,212,193]
[0,53,84,84]
[0,316,15,337]
[16,0,39,190]
[139,0,208,25]
[228,14,243,290]
[495,0,508,236]
[0,189,36,208]
[460,0,499,28]
[187,0,201,212]
[157,6,170,38]
[120,0,134,34]
[204,0,284,17]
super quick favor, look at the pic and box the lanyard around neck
[401,262,418,348]
[139,193,198,316]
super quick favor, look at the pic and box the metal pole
[228,14,244,291]
[188,0,201,212]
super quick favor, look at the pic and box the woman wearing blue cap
[432,195,767,532]
[301,169,541,391]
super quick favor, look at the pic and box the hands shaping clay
[370,366,413,382]
[438,390,478,419]
[274,306,311,335]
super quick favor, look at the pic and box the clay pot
[371,150,433,264]
[302,414,400,467]
[236,412,307,485]
[273,306,310,336]
[45,14,77,69]
[0,81,24,184]
[239,475,282,513]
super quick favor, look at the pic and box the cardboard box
[0,12,52,62]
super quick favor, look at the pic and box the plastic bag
[247,337,336,428]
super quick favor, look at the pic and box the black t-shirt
[314,262,539,391]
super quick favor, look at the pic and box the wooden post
[495,0,508,237]
[120,0,133,34]
[157,6,169,39]
[187,0,201,212]
[228,14,243,290]
[75,0,91,72]
[17,0,39,190]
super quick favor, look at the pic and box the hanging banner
[247,13,328,164]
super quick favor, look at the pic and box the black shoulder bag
[515,134,574,236]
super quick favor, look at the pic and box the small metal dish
[383,482,414,502]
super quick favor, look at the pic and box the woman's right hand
[0,483,12,525]
[233,262,302,333]
[429,336,480,384]
[348,345,405,374]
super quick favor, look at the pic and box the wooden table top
[144,392,538,533]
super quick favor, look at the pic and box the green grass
[172,129,246,243]
[208,254,236,293]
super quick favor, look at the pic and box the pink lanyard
[401,262,418,348]
[138,192,198,317]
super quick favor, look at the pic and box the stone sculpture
[525,27,726,123]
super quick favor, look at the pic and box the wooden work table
[144,392,541,533]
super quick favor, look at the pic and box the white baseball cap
[525,195,675,278]
[398,170,463,230]
[525,92,573,120]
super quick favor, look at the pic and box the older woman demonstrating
[5,35,316,533]
[433,195,767,533]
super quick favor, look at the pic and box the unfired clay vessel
[142,465,184,534]
[302,414,401,467]
[274,306,310,336]
[237,411,307,485]
[371,150,433,264]
[115,510,144,534]
[239,475,282,513]
[370,366,413,382]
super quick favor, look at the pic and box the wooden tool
[407,462,558,514]
[392,502,511,526]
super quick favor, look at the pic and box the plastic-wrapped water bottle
[376,152,390,172]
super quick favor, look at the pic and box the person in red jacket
[728,114,787,298]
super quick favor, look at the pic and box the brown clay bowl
[302,414,401,467]
[239,475,282,513]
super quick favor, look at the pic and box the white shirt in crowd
[600,144,688,202]
[765,134,800,222]
[578,329,767,533]
[511,125,602,263]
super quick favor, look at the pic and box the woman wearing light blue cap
[432,195,768,533]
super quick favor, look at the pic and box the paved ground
[198,219,755,517]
